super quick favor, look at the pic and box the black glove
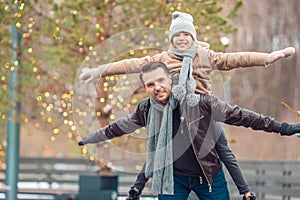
[243,193,256,200]
[280,122,300,136]
[126,187,141,200]
[78,141,84,146]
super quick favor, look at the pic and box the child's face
[172,32,194,50]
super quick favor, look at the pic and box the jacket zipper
[186,115,212,193]
[189,115,204,126]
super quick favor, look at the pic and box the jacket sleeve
[81,102,147,145]
[207,49,268,70]
[99,53,163,77]
[133,162,149,192]
[215,128,250,195]
[206,94,281,133]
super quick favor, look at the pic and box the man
[78,62,300,200]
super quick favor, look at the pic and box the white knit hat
[168,11,197,42]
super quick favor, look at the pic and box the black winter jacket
[82,94,281,191]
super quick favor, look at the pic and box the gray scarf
[145,94,178,195]
[169,43,199,106]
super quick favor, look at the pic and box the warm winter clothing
[168,11,197,42]
[132,128,250,195]
[79,94,283,193]
[95,45,271,94]
[145,95,177,194]
[169,43,199,106]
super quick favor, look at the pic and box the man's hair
[139,62,170,84]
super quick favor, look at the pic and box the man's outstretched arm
[207,94,300,136]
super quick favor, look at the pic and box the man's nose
[154,82,162,90]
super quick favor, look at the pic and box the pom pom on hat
[186,93,199,107]
[172,85,186,101]
[168,11,197,42]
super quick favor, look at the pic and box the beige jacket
[99,43,268,94]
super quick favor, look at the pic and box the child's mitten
[79,67,101,83]
[266,47,295,65]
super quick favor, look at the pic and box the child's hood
[196,41,210,49]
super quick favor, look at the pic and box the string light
[0,0,243,165]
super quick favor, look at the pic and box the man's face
[172,32,194,50]
[142,68,172,105]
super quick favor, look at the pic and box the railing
[0,158,299,200]
[0,157,98,200]
[228,161,300,200]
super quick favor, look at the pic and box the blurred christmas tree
[0,0,242,169]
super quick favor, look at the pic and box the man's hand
[280,122,300,136]
[126,187,141,200]
[243,192,256,200]
[79,67,101,83]
[266,47,295,65]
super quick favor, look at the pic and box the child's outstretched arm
[209,47,295,70]
[79,53,163,83]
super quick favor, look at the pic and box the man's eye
[158,78,165,83]
[146,83,154,88]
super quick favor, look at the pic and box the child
[78,11,295,200]
[79,11,295,97]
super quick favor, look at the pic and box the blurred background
[0,0,299,199]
